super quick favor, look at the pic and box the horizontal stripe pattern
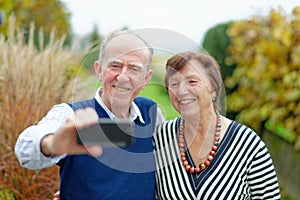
[153,117,281,200]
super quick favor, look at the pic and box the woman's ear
[212,91,216,102]
[94,61,102,81]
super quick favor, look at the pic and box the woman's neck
[183,109,216,149]
[182,110,219,164]
[183,109,215,137]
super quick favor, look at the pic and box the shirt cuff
[34,127,67,165]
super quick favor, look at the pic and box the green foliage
[140,83,179,120]
[0,0,72,46]
[202,22,238,119]
[226,7,300,150]
[81,25,103,70]
[139,53,180,120]
[0,189,15,200]
[202,22,235,81]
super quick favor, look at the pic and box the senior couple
[15,30,281,199]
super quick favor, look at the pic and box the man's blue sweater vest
[57,97,157,200]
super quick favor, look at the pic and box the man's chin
[111,96,131,108]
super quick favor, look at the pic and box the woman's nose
[177,82,188,96]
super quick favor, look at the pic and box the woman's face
[167,59,215,118]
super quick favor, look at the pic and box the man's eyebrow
[128,62,144,69]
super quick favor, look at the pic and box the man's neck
[111,106,131,119]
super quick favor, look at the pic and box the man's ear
[141,70,153,90]
[94,61,102,81]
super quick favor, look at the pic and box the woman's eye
[170,83,178,88]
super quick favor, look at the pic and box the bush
[226,7,300,150]
[202,22,235,81]
[0,16,87,199]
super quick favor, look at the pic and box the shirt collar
[94,87,145,124]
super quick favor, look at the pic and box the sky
[60,0,299,44]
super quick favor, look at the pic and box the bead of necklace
[179,113,221,174]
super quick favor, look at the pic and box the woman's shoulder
[156,116,181,130]
[153,117,181,140]
[224,117,265,147]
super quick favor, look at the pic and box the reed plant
[0,16,90,199]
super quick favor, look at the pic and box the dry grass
[0,16,90,199]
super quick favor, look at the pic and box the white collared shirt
[94,88,145,124]
[14,88,165,169]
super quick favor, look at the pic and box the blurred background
[0,0,299,199]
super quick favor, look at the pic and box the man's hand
[41,107,102,157]
[53,191,60,200]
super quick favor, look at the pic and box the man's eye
[131,66,139,72]
[110,64,121,69]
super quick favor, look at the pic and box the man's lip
[113,85,131,92]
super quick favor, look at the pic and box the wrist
[40,133,55,157]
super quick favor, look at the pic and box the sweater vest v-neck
[57,97,157,200]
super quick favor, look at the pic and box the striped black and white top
[153,117,281,200]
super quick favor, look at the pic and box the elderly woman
[153,51,281,200]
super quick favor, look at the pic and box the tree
[81,24,103,70]
[226,7,300,150]
[202,22,238,119]
[0,0,71,46]
[202,22,235,81]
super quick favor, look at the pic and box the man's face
[95,34,152,113]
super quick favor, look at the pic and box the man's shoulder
[134,96,156,106]
[67,98,96,110]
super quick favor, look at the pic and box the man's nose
[116,66,130,81]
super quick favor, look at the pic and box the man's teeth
[114,86,129,92]
[180,99,194,104]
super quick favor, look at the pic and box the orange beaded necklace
[179,113,221,174]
